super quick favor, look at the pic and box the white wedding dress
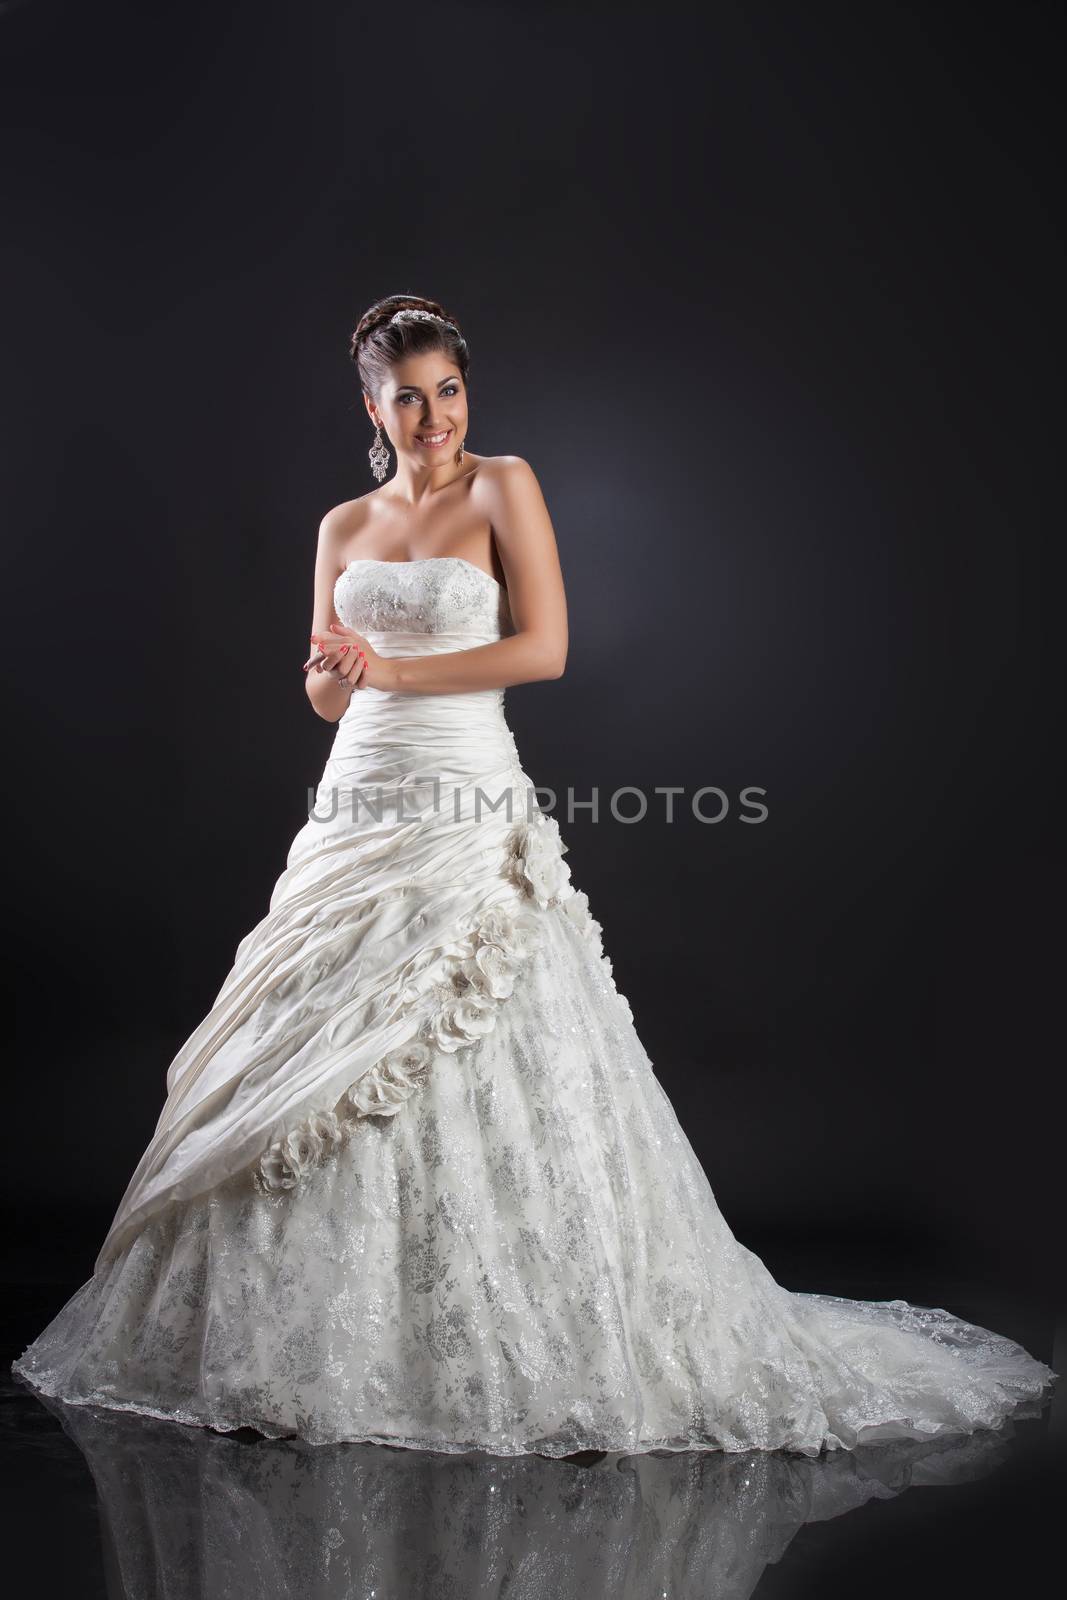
[12,557,1056,1456]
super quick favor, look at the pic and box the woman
[12,294,1056,1457]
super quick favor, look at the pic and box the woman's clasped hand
[303,622,391,692]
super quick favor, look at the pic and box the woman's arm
[305,509,361,721]
[321,457,569,699]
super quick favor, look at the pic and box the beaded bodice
[333,557,513,638]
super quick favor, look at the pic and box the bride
[12,294,1056,1457]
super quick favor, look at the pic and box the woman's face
[368,351,468,465]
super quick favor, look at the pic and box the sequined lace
[333,556,512,635]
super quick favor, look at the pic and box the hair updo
[350,293,471,404]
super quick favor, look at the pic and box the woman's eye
[400,386,458,404]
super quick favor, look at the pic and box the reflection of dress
[11,558,1058,1455]
[32,1389,1025,1600]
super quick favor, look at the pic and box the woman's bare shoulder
[316,490,392,567]
[468,454,542,504]
[318,488,383,536]
[473,452,535,475]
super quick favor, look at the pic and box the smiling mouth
[414,428,453,448]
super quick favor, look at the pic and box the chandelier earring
[369,419,390,483]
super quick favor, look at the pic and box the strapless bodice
[321,552,527,820]
[329,554,519,759]
[334,557,513,638]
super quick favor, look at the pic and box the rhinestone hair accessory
[388,308,456,330]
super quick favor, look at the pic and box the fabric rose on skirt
[345,1041,434,1116]
[507,816,572,908]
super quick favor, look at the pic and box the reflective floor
[4,1281,1061,1599]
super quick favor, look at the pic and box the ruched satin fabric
[98,617,539,1269]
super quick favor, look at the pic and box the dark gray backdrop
[2,1,1060,1352]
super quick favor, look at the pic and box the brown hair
[350,293,470,404]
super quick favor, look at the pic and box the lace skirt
[12,905,1056,1455]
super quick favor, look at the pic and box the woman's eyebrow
[395,375,460,393]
